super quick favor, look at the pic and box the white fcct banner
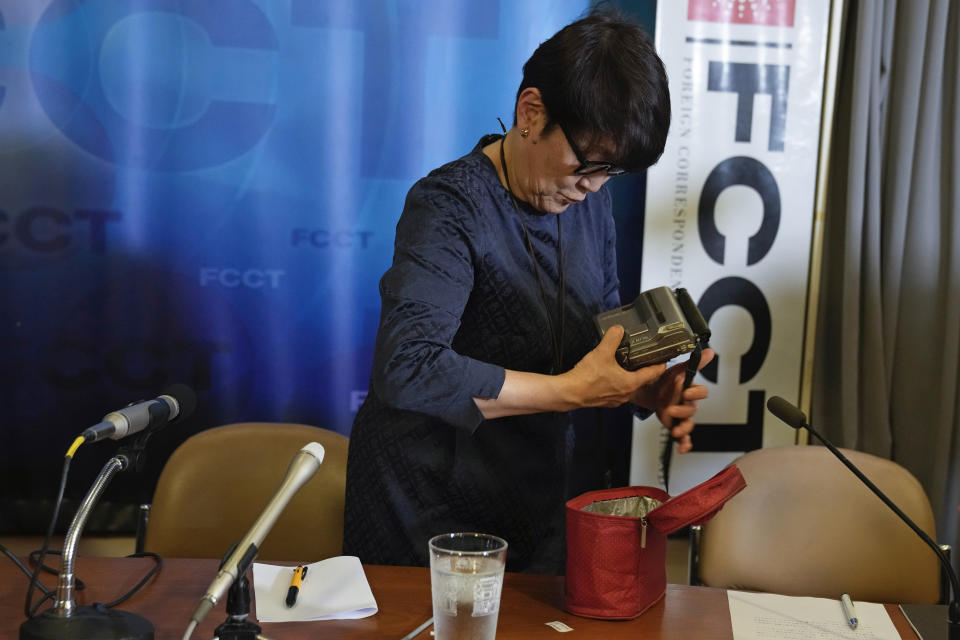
[632,0,832,494]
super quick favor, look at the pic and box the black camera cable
[660,343,703,494]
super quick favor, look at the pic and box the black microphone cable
[19,434,164,618]
[0,542,54,602]
[23,435,86,619]
[27,548,86,589]
[22,549,87,617]
[660,343,704,494]
[99,552,163,608]
[20,548,162,616]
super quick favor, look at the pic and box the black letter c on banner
[698,277,771,384]
[698,156,780,266]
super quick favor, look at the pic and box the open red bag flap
[646,464,746,535]
[566,485,670,517]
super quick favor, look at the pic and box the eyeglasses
[559,124,627,176]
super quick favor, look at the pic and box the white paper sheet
[728,591,901,640]
[252,556,378,623]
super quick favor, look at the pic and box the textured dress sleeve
[371,178,505,432]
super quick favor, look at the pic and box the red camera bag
[564,464,746,619]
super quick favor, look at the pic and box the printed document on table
[728,590,900,640]
[253,556,378,623]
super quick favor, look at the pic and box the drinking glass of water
[428,533,508,640]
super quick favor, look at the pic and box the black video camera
[594,286,711,370]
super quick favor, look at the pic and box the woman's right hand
[474,325,668,419]
[560,325,667,409]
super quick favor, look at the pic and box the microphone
[767,396,960,639]
[19,386,199,640]
[183,441,326,639]
[82,384,197,442]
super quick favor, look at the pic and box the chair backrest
[143,422,348,562]
[696,444,940,603]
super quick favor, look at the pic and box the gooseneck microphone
[183,442,326,640]
[767,396,960,639]
[20,384,198,640]
[82,383,197,442]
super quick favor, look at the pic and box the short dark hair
[516,7,670,172]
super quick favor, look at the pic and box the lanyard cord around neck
[499,133,566,374]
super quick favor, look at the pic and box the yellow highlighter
[285,565,307,607]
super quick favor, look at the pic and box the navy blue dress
[343,134,622,574]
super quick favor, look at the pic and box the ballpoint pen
[841,593,858,629]
[399,616,434,640]
[286,565,308,607]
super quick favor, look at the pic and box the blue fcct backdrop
[0,0,653,532]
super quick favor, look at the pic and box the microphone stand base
[20,605,154,640]
[212,618,264,640]
[213,566,266,640]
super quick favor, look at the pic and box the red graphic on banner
[687,0,796,27]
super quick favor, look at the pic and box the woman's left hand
[631,348,715,453]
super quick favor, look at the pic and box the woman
[344,9,714,574]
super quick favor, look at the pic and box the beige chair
[140,422,348,562]
[690,445,942,604]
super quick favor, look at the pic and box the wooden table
[0,556,919,639]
